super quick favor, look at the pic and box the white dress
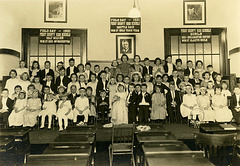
[212,94,233,122]
[39,100,57,117]
[19,80,31,92]
[73,97,90,123]
[5,78,21,98]
[8,99,27,126]
[23,98,41,127]
[221,90,231,98]
[108,84,117,109]
[87,81,98,96]
[180,94,201,119]
[56,100,73,119]
[197,95,215,121]
[111,92,128,124]
[16,68,29,78]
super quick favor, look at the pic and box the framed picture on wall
[183,0,206,25]
[44,0,67,23]
[116,35,136,60]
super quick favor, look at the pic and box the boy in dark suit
[192,71,202,87]
[142,58,153,79]
[127,83,138,124]
[66,58,79,77]
[163,55,176,76]
[39,61,55,84]
[168,70,181,91]
[56,67,70,88]
[43,73,57,94]
[0,89,13,127]
[96,71,108,97]
[138,84,152,124]
[184,60,195,79]
[97,90,109,124]
[166,82,181,123]
[230,87,240,125]
[68,85,79,110]
[207,65,217,81]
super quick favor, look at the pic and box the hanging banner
[110,17,141,33]
[39,29,71,44]
[181,28,211,43]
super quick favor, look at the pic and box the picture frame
[44,0,67,23]
[116,35,136,60]
[183,0,206,25]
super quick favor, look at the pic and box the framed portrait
[44,0,67,23]
[183,0,206,25]
[116,35,136,60]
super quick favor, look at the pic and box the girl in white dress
[16,60,29,79]
[56,93,73,131]
[107,77,117,109]
[87,74,98,96]
[39,93,57,129]
[111,83,128,124]
[212,87,233,122]
[29,61,40,82]
[197,87,215,122]
[67,73,80,94]
[8,91,27,126]
[207,81,215,100]
[19,72,31,92]
[180,85,201,120]
[33,76,42,95]
[221,81,231,98]
[144,74,154,94]
[23,90,41,127]
[5,70,20,97]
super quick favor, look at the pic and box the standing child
[144,74,154,94]
[86,87,97,119]
[138,84,152,124]
[56,93,73,131]
[33,76,42,95]
[127,83,138,124]
[74,88,90,125]
[87,74,98,96]
[23,90,41,128]
[221,81,231,98]
[151,85,166,123]
[107,77,117,109]
[111,83,128,124]
[8,91,27,127]
[97,90,109,124]
[212,86,233,122]
[0,89,13,127]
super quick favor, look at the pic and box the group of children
[1,54,240,131]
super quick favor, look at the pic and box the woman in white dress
[111,83,128,124]
[197,87,215,122]
[5,70,20,97]
[180,85,201,120]
[8,91,27,126]
[212,86,233,122]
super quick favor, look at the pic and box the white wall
[0,0,239,63]
[0,54,19,79]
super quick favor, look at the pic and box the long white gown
[197,95,215,121]
[8,99,27,126]
[111,92,128,124]
[180,94,201,119]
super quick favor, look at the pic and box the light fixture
[128,0,141,17]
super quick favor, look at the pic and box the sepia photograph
[0,0,240,166]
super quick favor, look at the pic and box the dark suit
[188,79,195,86]
[43,81,57,94]
[184,68,195,78]
[39,69,55,83]
[96,80,108,97]
[68,93,79,110]
[127,91,138,124]
[97,97,109,122]
[230,94,240,124]
[166,90,181,123]
[142,66,153,77]
[0,97,13,125]
[163,63,176,74]
[56,76,70,88]
[137,92,152,124]
[192,78,202,87]
[210,71,217,81]
[66,66,79,77]
[168,76,181,89]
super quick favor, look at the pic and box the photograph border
[44,0,67,23]
[116,35,136,60]
[183,0,206,25]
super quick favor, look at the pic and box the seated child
[229,87,240,124]
[86,87,96,118]
[97,90,109,124]
[56,93,73,131]
[212,86,233,122]
[73,88,90,125]
[0,89,13,127]
[39,86,57,129]
[11,85,22,101]
[8,91,27,127]
[23,90,41,128]
[197,87,215,122]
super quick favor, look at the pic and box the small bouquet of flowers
[137,125,151,132]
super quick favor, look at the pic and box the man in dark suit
[96,71,108,97]
[166,82,181,123]
[66,58,79,77]
[127,83,138,124]
[163,55,176,76]
[0,89,13,127]
[68,85,79,110]
[207,65,217,81]
[55,67,70,88]
[184,60,195,79]
[39,61,55,84]
[137,84,152,124]
[230,87,240,125]
[168,70,182,91]
[42,73,57,94]
[142,58,153,78]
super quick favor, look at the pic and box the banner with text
[110,17,141,33]
[181,28,211,43]
[39,29,71,44]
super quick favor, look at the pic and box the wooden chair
[109,124,135,166]
[195,132,237,165]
